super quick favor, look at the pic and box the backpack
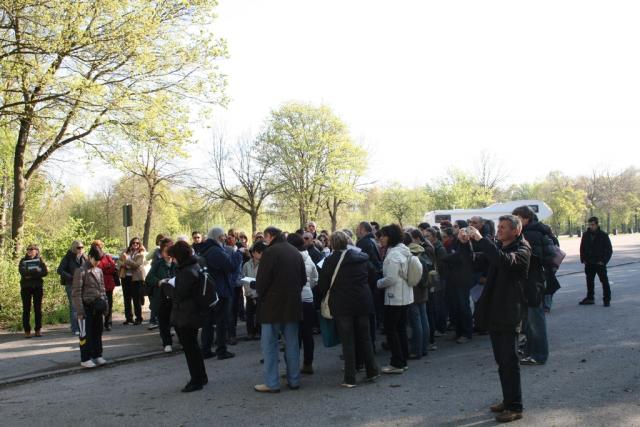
[405,254,424,288]
[416,255,431,289]
[196,247,219,313]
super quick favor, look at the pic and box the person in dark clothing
[356,221,384,346]
[254,226,306,393]
[18,244,48,338]
[317,231,379,388]
[169,241,208,392]
[303,232,325,265]
[465,215,531,423]
[199,227,235,360]
[146,238,176,352]
[424,228,448,345]
[579,216,613,306]
[57,240,87,335]
[441,235,475,343]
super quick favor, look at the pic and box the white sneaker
[381,365,404,374]
[164,345,172,353]
[74,331,80,336]
[80,360,97,369]
[94,357,107,366]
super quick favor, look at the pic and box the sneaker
[164,345,173,353]
[104,325,111,331]
[341,382,357,388]
[94,357,107,366]
[429,344,438,351]
[495,410,523,423]
[148,323,159,330]
[456,337,471,344]
[579,298,595,305]
[520,357,544,366]
[80,360,97,369]
[490,402,505,413]
[603,300,611,307]
[381,366,404,374]
[254,384,280,393]
[364,373,381,383]
[74,331,80,336]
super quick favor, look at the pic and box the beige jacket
[72,266,107,317]
[119,251,147,281]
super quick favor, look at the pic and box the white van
[423,200,553,225]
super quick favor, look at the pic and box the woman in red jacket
[92,241,117,331]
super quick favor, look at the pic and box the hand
[458,233,471,243]
[467,227,482,241]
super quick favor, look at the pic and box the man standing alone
[579,216,613,306]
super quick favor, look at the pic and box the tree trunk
[11,118,31,256]
[142,184,156,249]
[250,212,258,238]
[0,171,9,249]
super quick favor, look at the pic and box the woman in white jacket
[377,224,414,374]
[287,233,319,375]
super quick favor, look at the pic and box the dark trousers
[245,297,260,337]
[585,263,611,301]
[201,297,229,355]
[21,287,43,333]
[79,306,103,362]
[158,298,173,347]
[374,288,385,329]
[451,287,473,339]
[229,287,244,338]
[383,305,409,369]
[104,290,113,327]
[490,331,523,412]
[176,327,207,386]
[335,315,379,384]
[122,277,142,322]
[300,302,315,365]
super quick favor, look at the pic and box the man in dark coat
[464,215,531,423]
[303,232,325,265]
[356,221,383,344]
[254,226,306,393]
[579,216,613,306]
[198,227,235,360]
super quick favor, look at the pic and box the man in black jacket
[356,221,384,347]
[303,232,325,265]
[462,215,531,423]
[579,216,613,306]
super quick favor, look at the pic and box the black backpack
[196,247,219,313]
[416,254,432,289]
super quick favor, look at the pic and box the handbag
[318,315,341,347]
[320,249,348,320]
[91,297,108,315]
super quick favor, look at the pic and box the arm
[476,238,530,274]
[603,234,613,264]
[145,260,161,288]
[377,258,403,289]
[18,259,29,278]
[309,263,319,288]
[72,269,85,318]
[39,259,49,278]
[57,256,72,282]
[124,252,144,269]
[579,234,586,264]
[255,254,273,298]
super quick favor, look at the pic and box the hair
[358,221,373,233]
[511,205,536,222]
[295,229,304,235]
[454,220,468,229]
[26,244,40,256]
[306,221,317,228]
[263,226,282,239]
[91,240,105,250]
[588,216,599,225]
[370,221,380,232]
[207,227,225,241]
[227,228,238,238]
[70,240,84,251]
[403,232,413,246]
[442,227,455,239]
[127,237,144,253]
[159,237,174,253]
[418,222,431,230]
[320,230,329,236]
[426,227,442,242]
[342,229,354,239]
[499,215,523,231]
[191,231,201,237]
[88,246,103,262]
[168,240,192,265]
[380,224,404,247]
[330,231,349,251]
[250,241,267,254]
[286,233,306,251]
[155,233,166,246]
[439,220,452,229]
[238,231,248,240]
[410,228,425,242]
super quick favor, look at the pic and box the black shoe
[579,298,595,305]
[604,300,611,307]
[217,351,235,360]
[104,325,111,331]
[133,319,142,325]
[122,320,133,326]
[202,351,215,360]
[181,382,203,393]
[287,383,300,390]
[228,337,238,346]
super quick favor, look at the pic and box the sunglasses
[76,247,84,250]
[133,242,140,245]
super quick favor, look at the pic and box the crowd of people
[16,212,616,423]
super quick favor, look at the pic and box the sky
[198,0,640,187]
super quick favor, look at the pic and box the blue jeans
[261,322,300,389]
[524,304,549,363]
[543,294,553,311]
[65,285,79,333]
[408,302,429,357]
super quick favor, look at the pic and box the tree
[258,102,364,229]
[0,0,226,253]
[428,169,495,210]
[381,185,431,228]
[475,150,509,193]
[201,134,281,236]
[0,128,13,249]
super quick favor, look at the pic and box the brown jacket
[72,265,107,317]
[119,251,147,281]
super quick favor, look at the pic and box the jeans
[490,331,523,412]
[585,263,611,301]
[335,315,379,384]
[122,277,142,322]
[21,287,43,333]
[65,285,79,333]
[524,305,548,363]
[176,327,207,386]
[408,302,430,357]
[201,297,229,356]
[451,287,473,339]
[79,305,103,362]
[261,322,300,389]
[300,302,315,365]
[543,294,553,312]
[383,305,409,368]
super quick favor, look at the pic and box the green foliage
[427,169,495,210]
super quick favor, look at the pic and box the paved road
[1,236,639,426]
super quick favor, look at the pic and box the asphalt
[0,234,639,426]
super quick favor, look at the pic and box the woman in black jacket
[317,231,379,388]
[18,244,48,338]
[168,241,208,393]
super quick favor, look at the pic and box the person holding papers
[18,244,48,338]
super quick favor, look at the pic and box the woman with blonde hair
[119,237,147,325]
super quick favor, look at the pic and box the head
[588,216,599,232]
[497,215,522,245]
[71,240,84,257]
[356,221,373,239]
[453,220,468,236]
[379,224,404,248]
[168,240,192,266]
[469,216,484,231]
[253,232,264,242]
[238,232,248,245]
[410,228,424,244]
[318,234,329,248]
[403,232,413,246]
[424,227,440,244]
[442,227,455,242]
[302,232,314,248]
[287,233,306,252]
[512,206,536,227]
[92,240,105,250]
[88,246,103,266]
[418,222,431,236]
[26,244,40,258]
[207,227,226,244]
[191,231,202,245]
[250,241,267,262]
[128,237,143,253]
[263,226,282,246]
[330,231,349,251]
[439,220,452,229]
[155,233,166,247]
[370,221,380,233]
[305,221,317,234]
[159,238,174,261]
